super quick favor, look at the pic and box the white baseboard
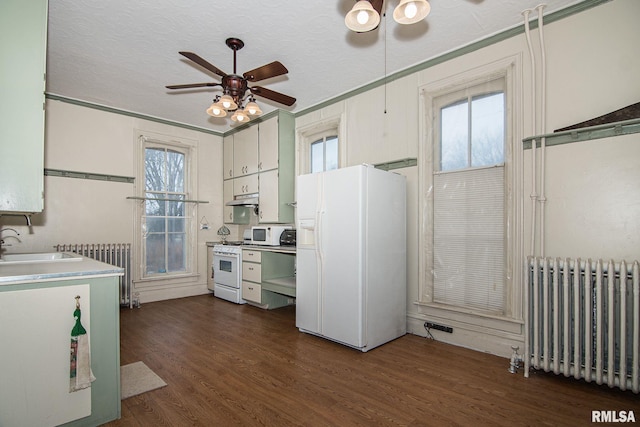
[133,283,210,305]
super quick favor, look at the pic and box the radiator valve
[509,345,523,374]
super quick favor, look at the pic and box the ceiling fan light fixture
[231,109,250,123]
[345,1,380,32]
[206,100,227,117]
[220,94,238,110]
[393,0,431,25]
[244,100,262,116]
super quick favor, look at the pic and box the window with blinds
[432,76,506,314]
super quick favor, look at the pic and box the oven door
[213,251,240,289]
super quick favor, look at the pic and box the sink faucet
[0,228,20,255]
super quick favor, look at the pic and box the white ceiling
[46,0,586,134]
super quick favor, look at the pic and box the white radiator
[55,243,133,308]
[525,257,640,393]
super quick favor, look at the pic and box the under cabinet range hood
[225,195,259,206]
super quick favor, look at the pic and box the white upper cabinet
[223,135,234,180]
[222,111,295,224]
[257,111,295,224]
[258,169,279,223]
[258,116,279,172]
[233,125,258,177]
[0,0,48,214]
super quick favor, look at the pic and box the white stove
[210,243,245,304]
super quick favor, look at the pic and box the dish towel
[70,297,96,392]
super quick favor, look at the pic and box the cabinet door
[258,116,279,172]
[0,285,92,426]
[223,135,234,179]
[223,179,234,223]
[233,125,258,177]
[242,262,262,283]
[234,174,258,196]
[242,281,262,303]
[258,169,279,223]
[0,0,47,213]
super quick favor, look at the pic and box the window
[430,75,507,314]
[310,135,338,173]
[144,146,187,275]
[136,135,197,281]
[296,115,344,175]
[440,92,505,171]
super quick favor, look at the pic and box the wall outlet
[424,322,453,333]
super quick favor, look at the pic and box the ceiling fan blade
[250,86,296,107]
[165,82,221,90]
[243,61,288,82]
[179,51,228,78]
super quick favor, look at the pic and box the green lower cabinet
[242,249,295,309]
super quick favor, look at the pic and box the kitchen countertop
[0,253,124,285]
[206,241,296,253]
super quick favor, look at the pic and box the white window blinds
[433,166,505,313]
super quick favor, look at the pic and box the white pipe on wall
[522,8,538,257]
[537,4,548,258]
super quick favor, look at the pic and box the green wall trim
[45,93,224,136]
[374,158,418,171]
[294,0,611,118]
[522,118,640,150]
[45,168,135,183]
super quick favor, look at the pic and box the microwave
[251,225,292,246]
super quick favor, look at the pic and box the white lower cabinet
[242,281,262,303]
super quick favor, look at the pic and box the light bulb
[222,100,231,109]
[237,115,246,122]
[247,106,257,115]
[404,2,417,19]
[212,106,222,115]
[357,10,369,25]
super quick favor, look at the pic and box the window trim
[134,131,199,286]
[417,55,523,322]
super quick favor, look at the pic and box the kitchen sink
[0,252,83,264]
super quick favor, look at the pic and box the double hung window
[431,77,507,314]
[138,137,196,279]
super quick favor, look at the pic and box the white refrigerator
[295,164,407,352]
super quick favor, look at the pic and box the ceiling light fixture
[345,0,431,32]
[168,38,296,124]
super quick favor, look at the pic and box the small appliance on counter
[251,225,292,246]
[279,229,296,246]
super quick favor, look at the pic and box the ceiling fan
[166,38,296,122]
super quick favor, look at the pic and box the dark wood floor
[105,295,640,426]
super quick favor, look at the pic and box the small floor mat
[120,361,167,399]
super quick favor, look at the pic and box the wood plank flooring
[105,295,640,426]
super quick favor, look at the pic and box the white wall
[4,0,637,356]
[296,0,640,357]
[2,100,224,303]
